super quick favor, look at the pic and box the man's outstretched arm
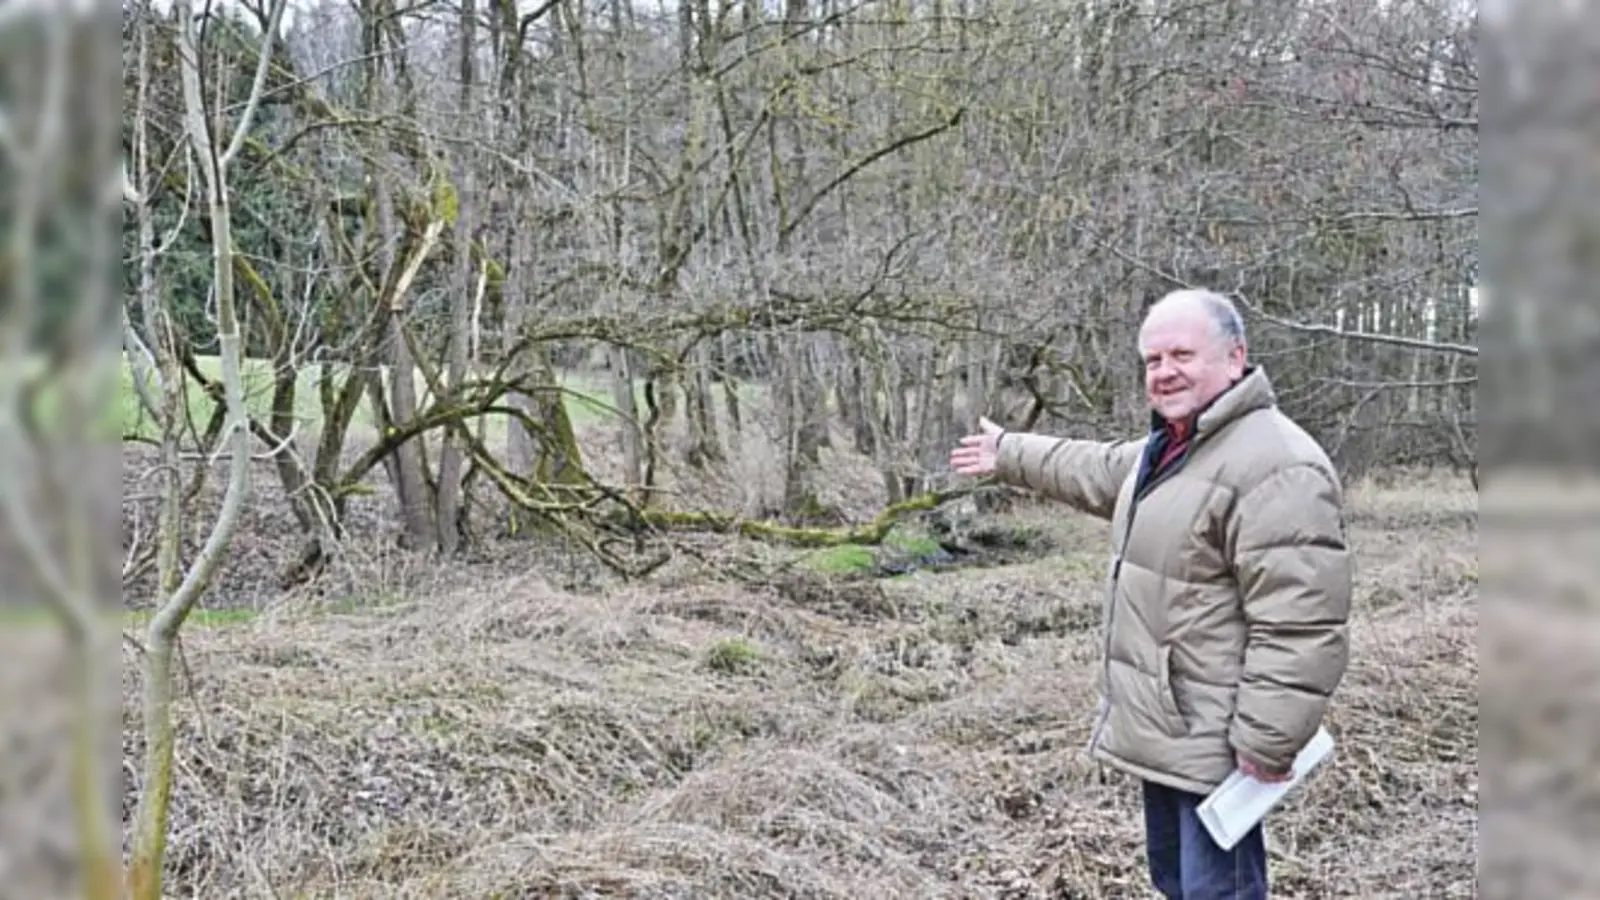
[993,431,1145,521]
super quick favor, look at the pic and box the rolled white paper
[1197,726,1337,851]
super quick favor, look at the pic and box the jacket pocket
[1157,645,1187,736]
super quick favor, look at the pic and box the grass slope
[105,473,1480,898]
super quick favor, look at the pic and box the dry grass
[116,468,1482,899]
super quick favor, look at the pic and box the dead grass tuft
[629,745,951,866]
[424,822,930,899]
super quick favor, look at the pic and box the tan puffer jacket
[994,366,1351,794]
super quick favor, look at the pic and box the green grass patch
[557,374,644,426]
[806,544,878,574]
[119,353,331,442]
[0,604,259,631]
[801,527,945,575]
[704,637,763,673]
[889,531,942,556]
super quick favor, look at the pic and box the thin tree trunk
[130,2,282,893]
[772,337,828,519]
[684,342,724,467]
[720,332,744,437]
[435,0,478,555]
[840,347,876,456]
[376,185,436,550]
[609,345,644,496]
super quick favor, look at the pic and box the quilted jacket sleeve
[1223,462,1353,774]
[993,432,1145,522]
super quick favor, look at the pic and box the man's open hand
[949,416,1005,476]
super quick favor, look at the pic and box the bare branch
[1233,292,1479,358]
[220,0,289,167]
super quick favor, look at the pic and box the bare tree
[124,0,286,895]
[117,0,1477,596]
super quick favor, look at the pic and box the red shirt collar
[1165,417,1193,443]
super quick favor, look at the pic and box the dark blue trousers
[1142,779,1269,899]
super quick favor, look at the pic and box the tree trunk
[720,332,744,438]
[840,347,877,456]
[609,345,645,497]
[376,189,437,550]
[435,0,478,556]
[879,343,910,504]
[130,2,280,893]
[683,342,724,467]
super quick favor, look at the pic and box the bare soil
[117,466,1481,899]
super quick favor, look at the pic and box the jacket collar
[1148,365,1277,439]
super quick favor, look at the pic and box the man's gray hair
[1148,289,1247,348]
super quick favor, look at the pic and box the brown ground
[115,465,1482,899]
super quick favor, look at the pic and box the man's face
[1139,310,1246,423]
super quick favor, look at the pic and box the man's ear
[1228,342,1248,372]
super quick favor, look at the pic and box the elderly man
[950,290,1351,899]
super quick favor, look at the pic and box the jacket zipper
[1087,440,1192,755]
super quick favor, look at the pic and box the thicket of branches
[120,0,1478,585]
